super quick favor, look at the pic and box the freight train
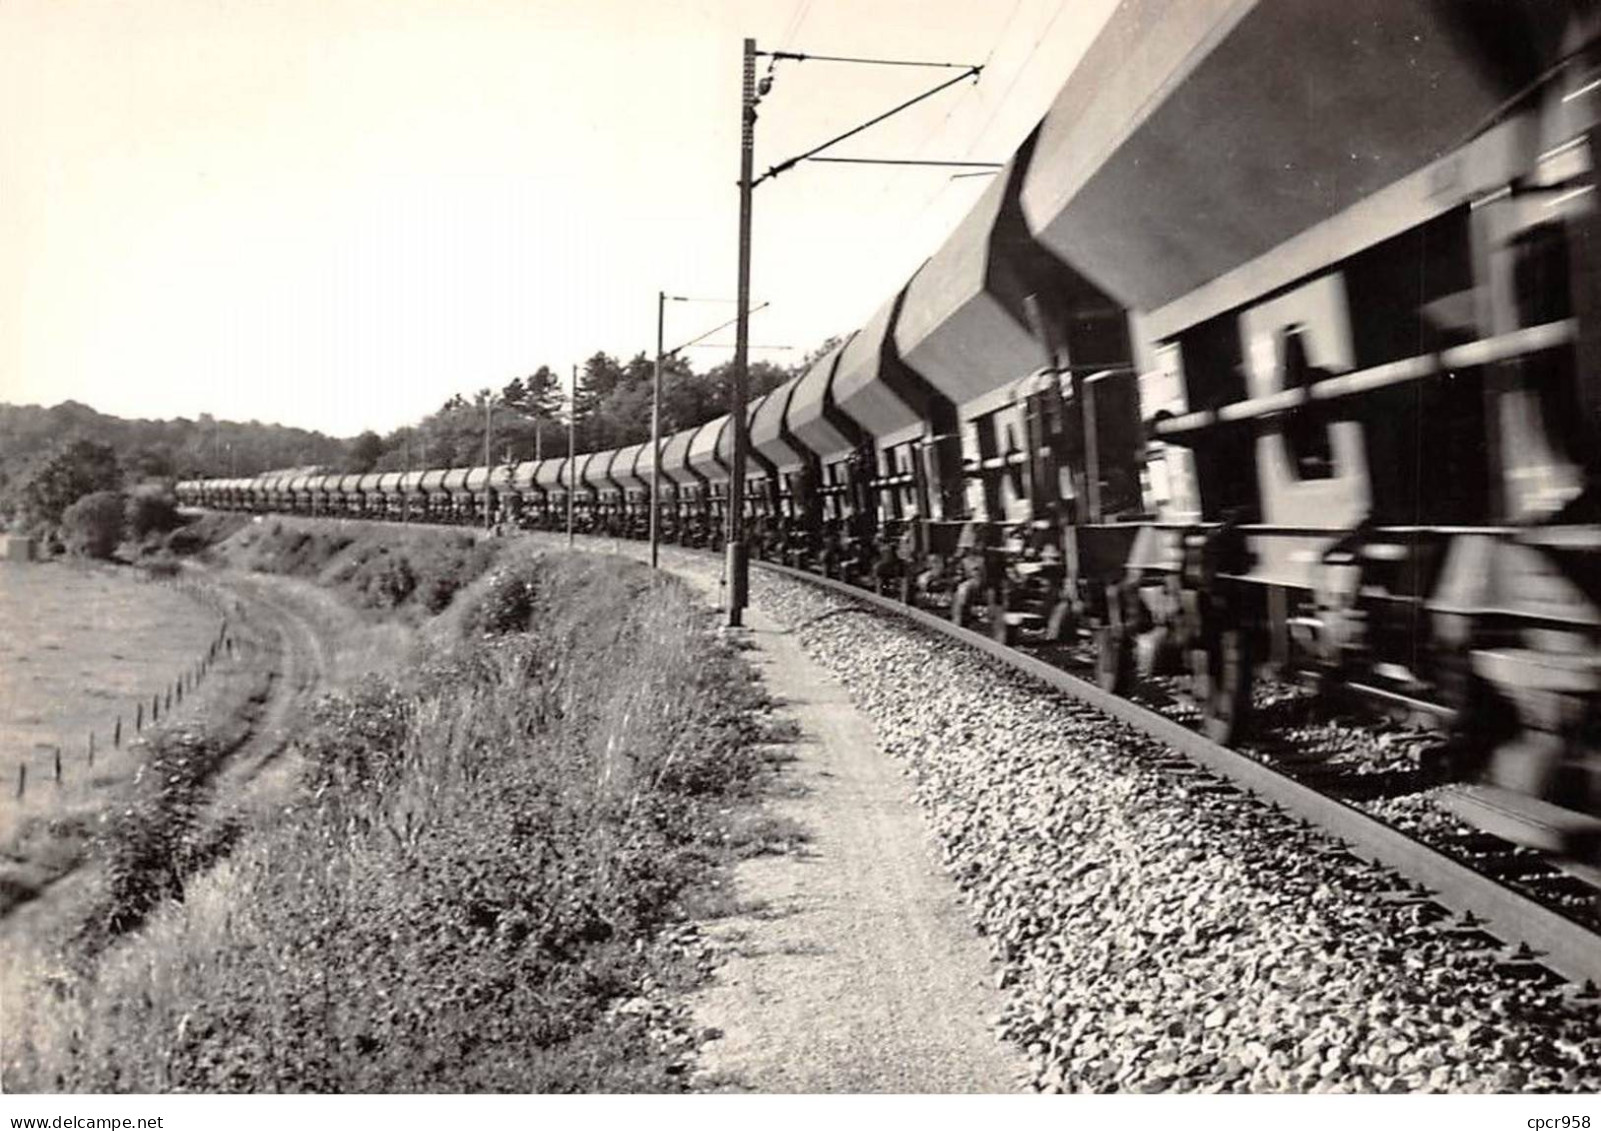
[181,0,1601,860]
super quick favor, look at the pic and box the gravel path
[688,602,1026,1092]
[521,533,1026,1091]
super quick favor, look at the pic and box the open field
[0,560,223,776]
[0,516,506,931]
[0,561,227,907]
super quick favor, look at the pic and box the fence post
[53,746,61,784]
[114,716,122,747]
[15,763,24,800]
[136,702,143,731]
[152,693,159,723]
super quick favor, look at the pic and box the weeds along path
[522,532,1026,1092]
[197,570,334,818]
[194,565,419,822]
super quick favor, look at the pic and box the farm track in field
[0,569,333,950]
[197,569,335,819]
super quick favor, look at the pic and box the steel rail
[752,558,1601,994]
[181,506,1601,992]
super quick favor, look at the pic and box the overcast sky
[0,0,1116,437]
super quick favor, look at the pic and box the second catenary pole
[727,36,756,627]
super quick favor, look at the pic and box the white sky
[0,0,1116,437]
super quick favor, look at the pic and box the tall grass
[4,553,774,1092]
[217,520,498,616]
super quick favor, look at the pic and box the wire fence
[6,575,247,808]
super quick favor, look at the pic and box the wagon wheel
[1140,624,1184,677]
[991,583,1016,646]
[1045,598,1077,644]
[1095,624,1133,695]
[1191,627,1253,744]
[950,578,978,628]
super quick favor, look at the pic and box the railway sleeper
[1495,958,1566,986]
[1446,831,1518,855]
[1151,758,1199,773]
[1375,893,1454,925]
[1185,781,1243,797]
[1567,979,1601,1002]
[1442,925,1507,951]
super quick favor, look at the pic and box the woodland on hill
[1,341,836,523]
[373,349,810,475]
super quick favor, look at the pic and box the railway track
[748,558,1601,997]
[190,515,1601,998]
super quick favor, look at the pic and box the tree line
[0,436,182,557]
[0,338,840,544]
[358,344,836,474]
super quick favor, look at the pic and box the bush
[15,439,120,530]
[125,485,180,540]
[355,550,417,609]
[160,513,246,557]
[60,490,125,559]
[297,678,416,792]
[470,562,542,635]
[87,726,241,943]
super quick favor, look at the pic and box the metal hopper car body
[180,0,1601,853]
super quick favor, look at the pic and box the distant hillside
[0,401,350,488]
[0,401,352,532]
[0,342,823,516]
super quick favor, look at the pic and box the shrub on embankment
[154,512,247,558]
[215,520,499,615]
[87,725,247,945]
[5,553,774,1092]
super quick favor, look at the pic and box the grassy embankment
[206,518,499,619]
[6,542,785,1092]
[0,560,237,917]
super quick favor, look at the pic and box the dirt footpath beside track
[523,533,1025,1092]
[691,602,1026,1092]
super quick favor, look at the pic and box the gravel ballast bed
[746,570,1601,1094]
